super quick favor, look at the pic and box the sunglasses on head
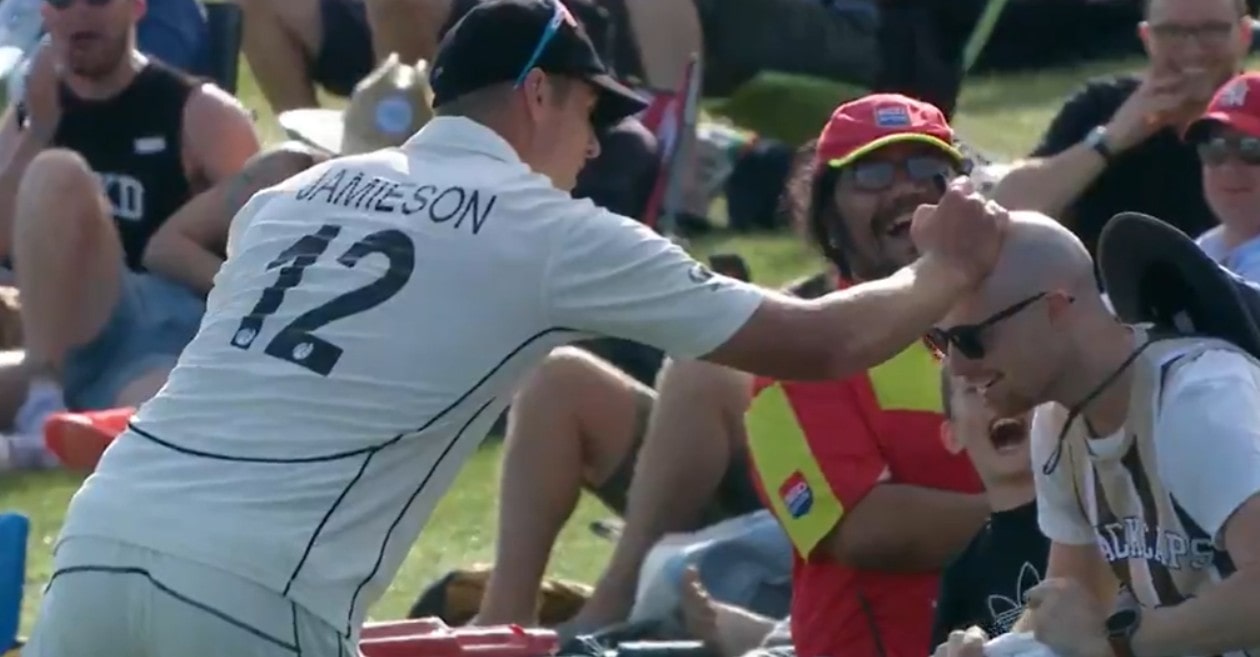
[926,292,1049,360]
[840,155,961,192]
[514,0,570,88]
[44,0,112,8]
[1197,135,1260,166]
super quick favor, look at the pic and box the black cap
[429,0,648,128]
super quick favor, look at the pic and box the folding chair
[0,512,30,656]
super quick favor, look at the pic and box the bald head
[981,211,1096,306]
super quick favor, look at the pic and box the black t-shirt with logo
[49,61,197,271]
[1030,75,1216,257]
[930,501,1050,645]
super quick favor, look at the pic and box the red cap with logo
[814,93,963,169]
[1185,72,1260,142]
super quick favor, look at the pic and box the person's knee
[21,148,96,198]
[515,346,631,407]
[15,149,105,235]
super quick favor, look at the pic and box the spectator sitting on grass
[738,93,987,657]
[993,0,1252,256]
[235,0,376,114]
[930,371,1046,644]
[0,0,259,470]
[35,53,441,473]
[1184,71,1260,279]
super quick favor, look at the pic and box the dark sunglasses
[925,292,1047,360]
[514,0,571,88]
[841,155,962,192]
[45,0,112,8]
[1197,135,1260,166]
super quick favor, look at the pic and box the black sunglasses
[1197,135,1260,166]
[840,155,965,192]
[926,292,1047,360]
[45,0,112,8]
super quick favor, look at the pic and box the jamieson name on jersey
[296,166,498,235]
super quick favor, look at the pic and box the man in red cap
[739,93,991,657]
[1186,71,1260,281]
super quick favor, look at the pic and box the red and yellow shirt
[746,341,982,657]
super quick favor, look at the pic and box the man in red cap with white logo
[1185,71,1260,281]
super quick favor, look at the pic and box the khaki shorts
[27,537,354,657]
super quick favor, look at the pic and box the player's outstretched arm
[703,180,1007,381]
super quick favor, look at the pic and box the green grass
[0,51,1194,633]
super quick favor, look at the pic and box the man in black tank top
[0,0,260,439]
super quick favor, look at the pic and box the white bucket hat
[278,53,435,156]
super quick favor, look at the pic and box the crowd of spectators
[6,1,1260,657]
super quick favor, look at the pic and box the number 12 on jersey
[230,223,416,376]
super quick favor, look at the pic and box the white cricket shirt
[57,117,764,637]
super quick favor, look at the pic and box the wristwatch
[1105,588,1142,657]
[1085,125,1115,164]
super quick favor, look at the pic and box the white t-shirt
[58,117,764,636]
[1034,347,1260,625]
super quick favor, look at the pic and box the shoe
[43,407,134,472]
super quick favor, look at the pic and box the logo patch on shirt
[134,136,166,154]
[687,263,715,284]
[779,471,813,518]
[874,104,911,128]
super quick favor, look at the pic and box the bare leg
[621,0,703,92]
[363,0,449,65]
[680,566,775,657]
[234,0,323,112]
[12,149,122,378]
[477,347,647,625]
[569,359,753,629]
[3,150,122,469]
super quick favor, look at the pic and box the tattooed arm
[143,141,330,295]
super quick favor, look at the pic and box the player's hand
[1105,67,1202,153]
[931,626,988,657]
[1026,578,1112,657]
[21,39,63,139]
[910,177,1008,290]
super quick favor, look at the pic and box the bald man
[930,213,1260,657]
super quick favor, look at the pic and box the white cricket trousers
[26,536,358,657]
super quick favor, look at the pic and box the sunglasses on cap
[840,155,962,192]
[926,292,1057,360]
[514,0,571,88]
[1197,135,1260,166]
[44,0,112,8]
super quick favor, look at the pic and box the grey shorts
[26,537,354,657]
[62,271,204,411]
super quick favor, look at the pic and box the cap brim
[1098,211,1260,356]
[278,108,345,155]
[585,73,649,129]
[1184,112,1260,142]
[827,133,964,169]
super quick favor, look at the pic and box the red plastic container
[359,618,559,657]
